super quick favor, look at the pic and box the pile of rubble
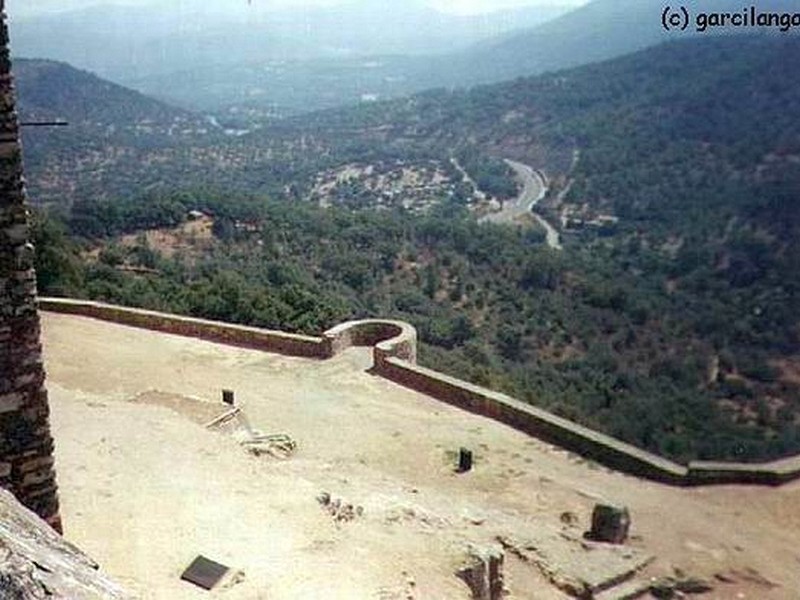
[316,492,364,524]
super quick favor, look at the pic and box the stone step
[593,579,653,600]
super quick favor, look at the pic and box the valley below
[480,159,561,250]
[12,12,800,472]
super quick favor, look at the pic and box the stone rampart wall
[40,298,328,358]
[376,358,690,485]
[40,298,800,487]
[40,300,419,365]
[375,358,800,487]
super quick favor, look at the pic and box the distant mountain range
[299,0,800,112]
[10,0,571,78]
[434,0,799,87]
[11,0,800,115]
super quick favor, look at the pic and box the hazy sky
[12,0,590,18]
[431,0,588,14]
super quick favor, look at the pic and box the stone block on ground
[587,504,631,544]
[456,544,505,600]
[650,575,714,598]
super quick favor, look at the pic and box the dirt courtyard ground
[41,312,800,599]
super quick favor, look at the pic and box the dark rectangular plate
[180,555,230,591]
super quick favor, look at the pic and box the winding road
[479,159,562,250]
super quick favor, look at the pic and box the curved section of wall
[323,319,417,366]
[39,298,800,487]
[39,298,327,358]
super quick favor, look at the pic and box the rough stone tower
[0,1,61,533]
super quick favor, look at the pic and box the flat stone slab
[499,526,653,598]
[594,578,653,600]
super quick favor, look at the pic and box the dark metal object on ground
[180,555,230,591]
[458,448,473,473]
[222,389,235,405]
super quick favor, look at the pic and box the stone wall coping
[688,455,800,478]
[324,319,414,346]
[769,455,800,474]
[689,460,776,472]
[324,319,410,336]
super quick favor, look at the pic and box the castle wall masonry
[0,3,61,532]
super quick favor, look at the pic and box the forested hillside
[15,59,198,126]
[27,35,800,463]
[16,59,217,205]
